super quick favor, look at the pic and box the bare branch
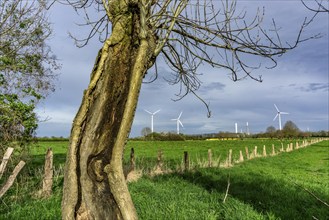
[301,0,329,13]
[57,0,319,113]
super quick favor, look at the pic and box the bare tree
[58,0,316,219]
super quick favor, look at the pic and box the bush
[144,132,185,141]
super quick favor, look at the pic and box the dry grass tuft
[126,170,143,183]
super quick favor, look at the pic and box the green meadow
[1,139,328,219]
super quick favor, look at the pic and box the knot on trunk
[88,158,106,182]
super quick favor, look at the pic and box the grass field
[122,139,310,171]
[0,139,328,219]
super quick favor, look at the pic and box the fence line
[125,138,327,178]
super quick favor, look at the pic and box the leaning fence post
[254,146,258,158]
[0,161,25,199]
[0,147,14,179]
[184,151,189,171]
[208,149,212,167]
[42,148,53,197]
[272,144,276,156]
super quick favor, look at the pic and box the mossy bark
[62,2,156,219]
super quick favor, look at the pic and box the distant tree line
[138,120,328,141]
[37,136,70,142]
[255,120,328,139]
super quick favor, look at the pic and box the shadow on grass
[150,168,329,220]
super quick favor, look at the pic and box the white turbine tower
[246,122,250,135]
[273,104,289,130]
[144,109,160,133]
[172,112,183,134]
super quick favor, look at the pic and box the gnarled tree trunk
[62,2,156,219]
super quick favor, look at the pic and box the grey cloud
[204,82,226,91]
[297,83,329,92]
[36,2,328,138]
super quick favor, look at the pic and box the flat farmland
[1,139,327,219]
[122,139,304,170]
[32,139,303,170]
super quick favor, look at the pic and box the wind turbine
[144,109,160,133]
[172,111,183,134]
[273,104,289,130]
[246,122,250,135]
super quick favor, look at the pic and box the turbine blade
[273,114,278,121]
[281,112,289,115]
[274,104,279,112]
[144,109,152,114]
[154,109,161,114]
[179,120,184,127]
[178,111,183,119]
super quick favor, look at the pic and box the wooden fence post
[239,150,244,162]
[228,149,232,167]
[0,161,25,199]
[254,146,258,157]
[42,148,53,197]
[272,144,276,156]
[184,151,189,171]
[263,145,267,157]
[156,149,163,171]
[208,149,212,167]
[130,148,135,172]
[245,147,249,160]
[0,147,14,179]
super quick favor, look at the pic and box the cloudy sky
[36,1,329,137]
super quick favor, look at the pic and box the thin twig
[223,174,231,203]
[292,181,329,208]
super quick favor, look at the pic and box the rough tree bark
[62,2,156,219]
